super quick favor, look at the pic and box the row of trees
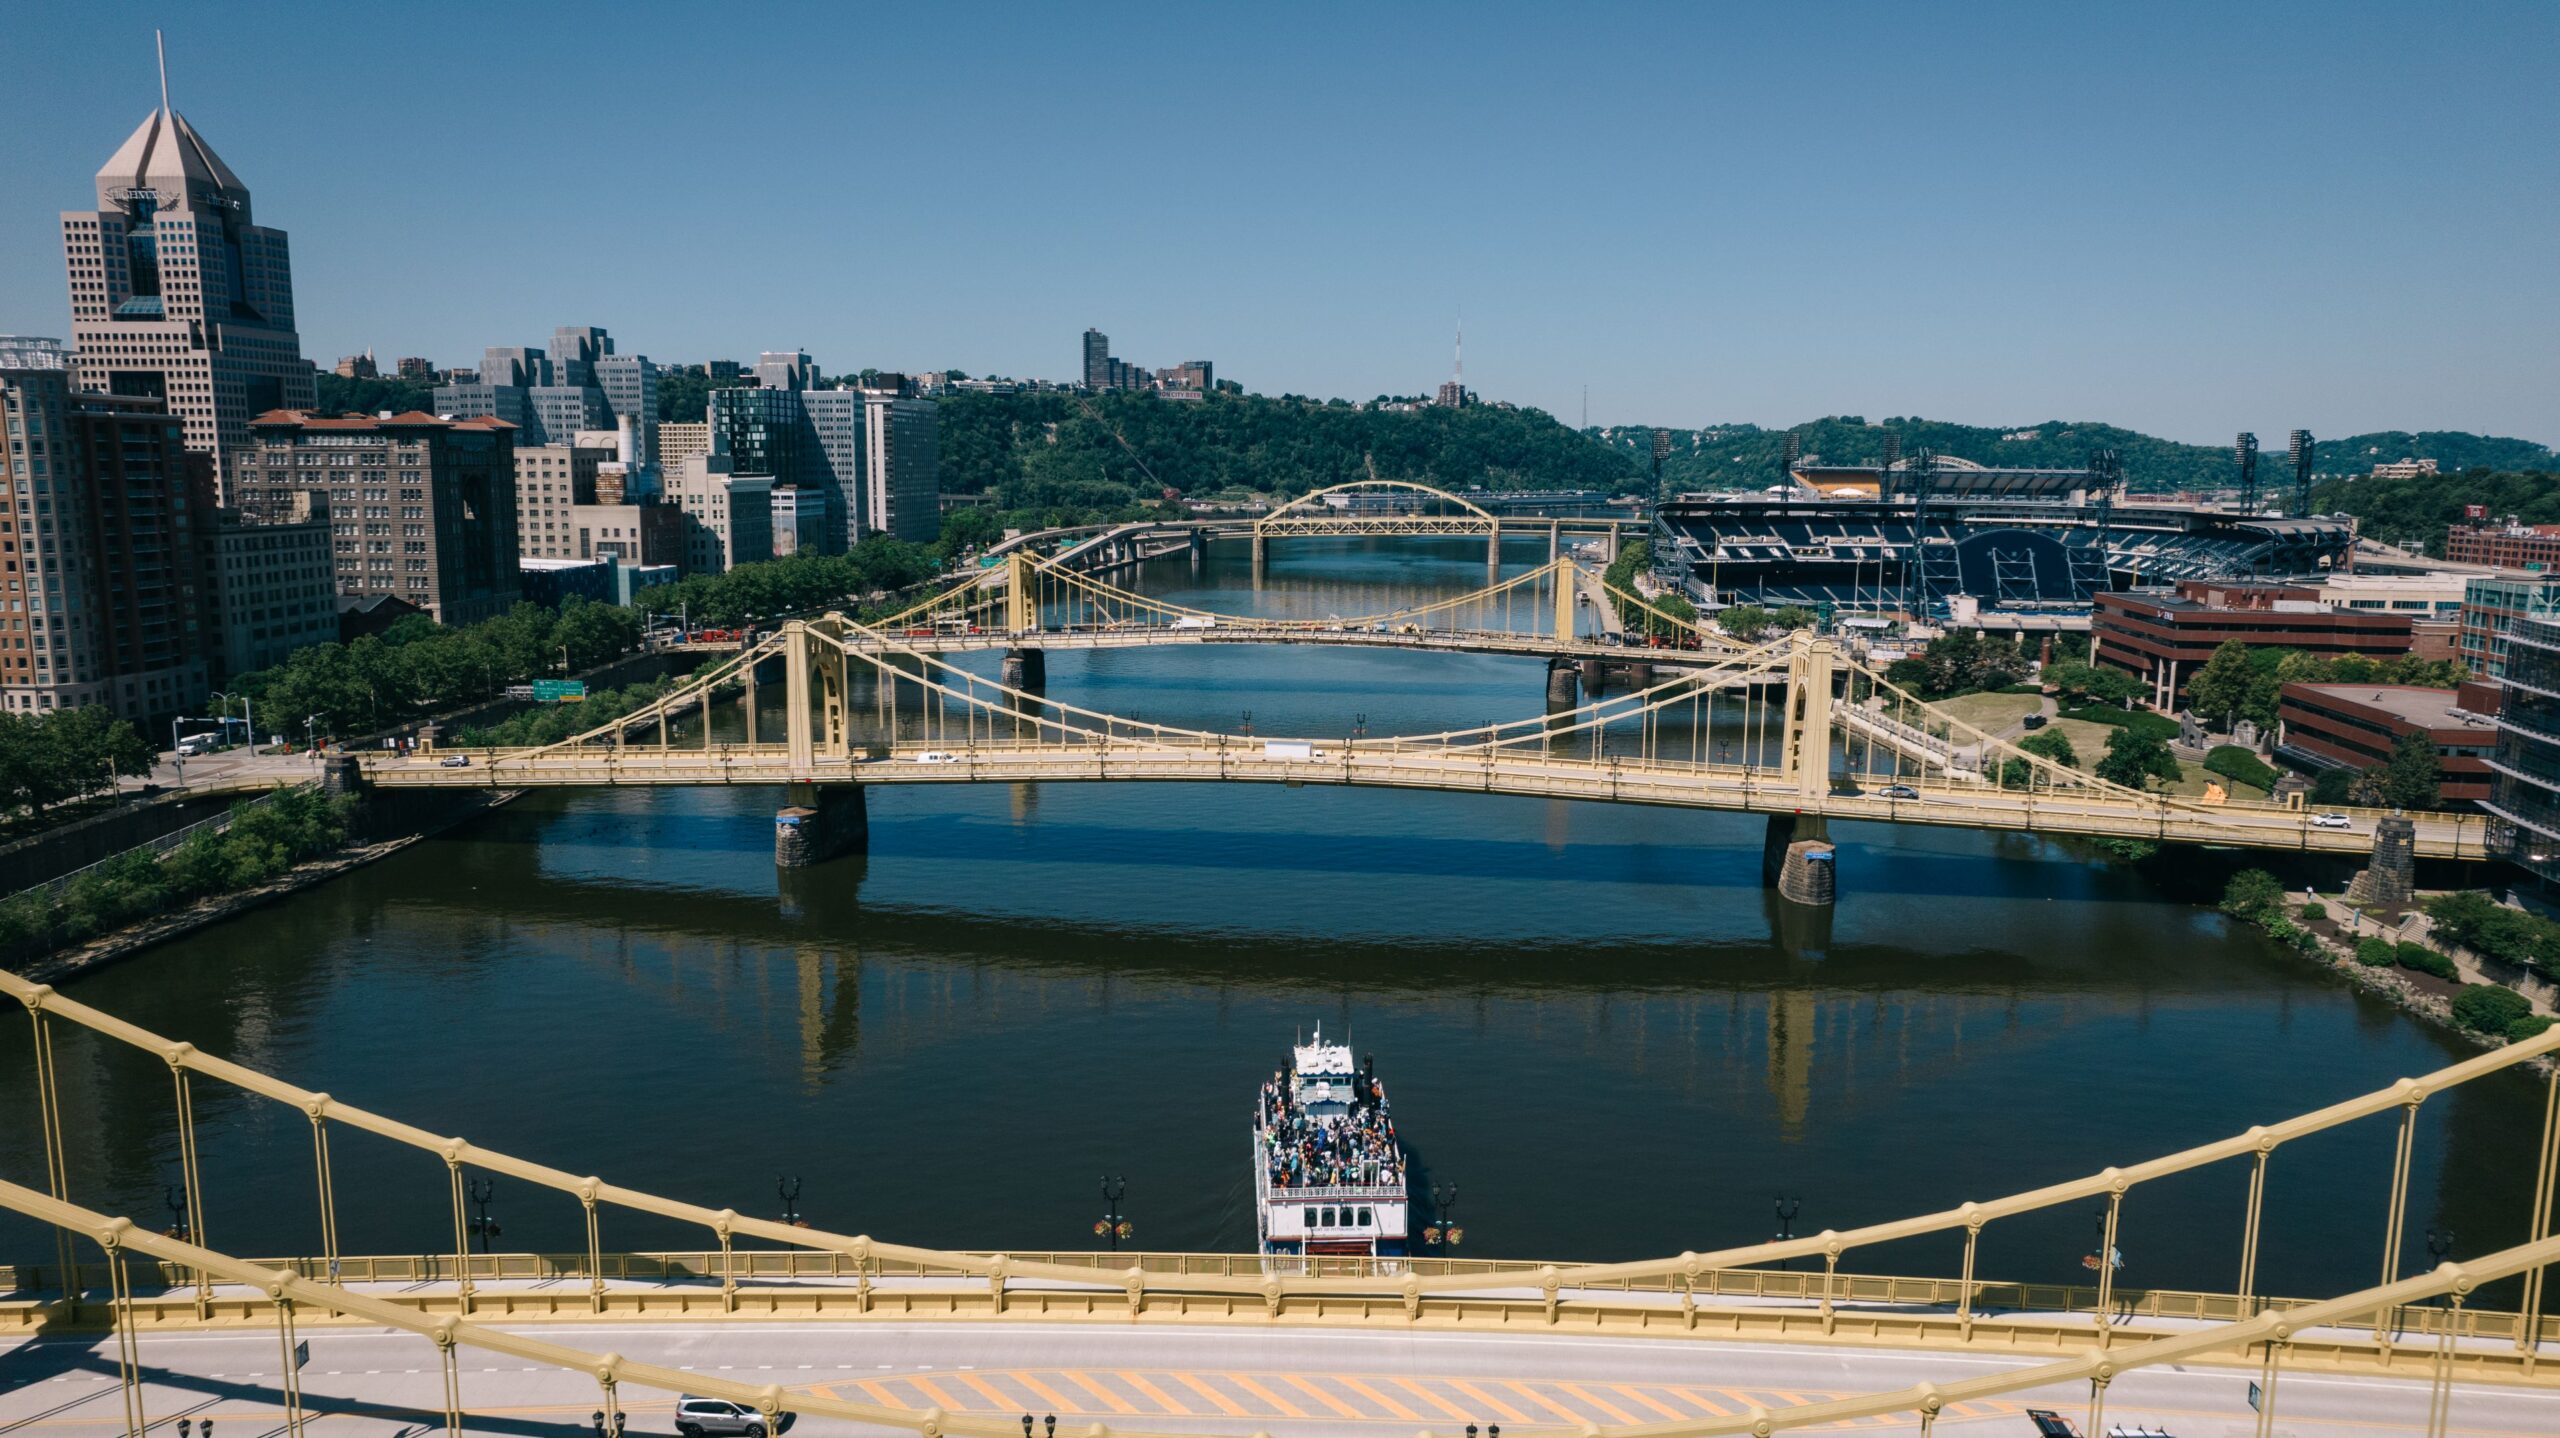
[2182,640,2467,734]
[225,596,642,743]
[0,787,352,954]
[640,539,944,630]
[939,390,1641,519]
[0,707,158,825]
[1597,541,1701,637]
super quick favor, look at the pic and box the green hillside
[937,390,1639,517]
[1589,417,2555,495]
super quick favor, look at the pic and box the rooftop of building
[250,409,515,431]
[2281,683,2498,732]
[96,107,246,208]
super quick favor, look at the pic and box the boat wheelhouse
[1252,1026,1409,1258]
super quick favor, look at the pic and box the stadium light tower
[1879,431,1901,495]
[2290,430,2316,518]
[1780,431,1800,491]
[1902,447,1938,618]
[2234,432,2259,513]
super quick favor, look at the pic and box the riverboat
[1252,1026,1409,1258]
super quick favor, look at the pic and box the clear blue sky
[4,2,2554,445]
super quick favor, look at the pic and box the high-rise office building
[863,384,941,544]
[233,411,521,625]
[2,369,216,720]
[755,350,815,392]
[550,326,611,385]
[63,97,312,497]
[1083,329,1112,391]
[595,354,658,459]
[0,337,73,370]
[800,388,865,550]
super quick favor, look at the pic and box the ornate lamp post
[1773,1195,1803,1272]
[465,1177,501,1253]
[778,1176,804,1226]
[1424,1182,1463,1252]
[163,1183,191,1241]
[1094,1176,1131,1251]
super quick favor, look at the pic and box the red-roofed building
[233,409,519,625]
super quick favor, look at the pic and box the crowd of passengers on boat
[1258,1069,1407,1189]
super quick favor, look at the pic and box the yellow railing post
[1957,1211,1983,1340]
[1553,560,1578,641]
[444,1149,475,1315]
[2376,1085,2425,1348]
[2095,1177,2126,1347]
[20,992,80,1317]
[270,1271,306,1438]
[2238,1134,2273,1312]
[583,1182,606,1314]
[2522,1067,2559,1359]
[167,1048,210,1314]
[308,1098,340,1285]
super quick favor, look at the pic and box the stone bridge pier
[775,782,869,868]
[1001,646,1047,689]
[1763,812,1837,906]
[1545,657,1580,709]
[2344,814,2418,910]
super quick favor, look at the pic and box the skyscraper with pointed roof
[61,49,312,499]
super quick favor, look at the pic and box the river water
[0,539,2546,1307]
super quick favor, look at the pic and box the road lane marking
[1176,1372,1249,1417]
[908,1375,964,1412]
[1228,1373,1307,1418]
[1560,1382,1638,1424]
[1615,1385,1692,1421]
[956,1373,1017,1412]
[1671,1387,1735,1416]
[1062,1371,1138,1414]
[1120,1372,1191,1416]
[1285,1374,1365,1419]
[1010,1371,1076,1414]
[1337,1376,1418,1421]
[855,1379,907,1409]
[1392,1377,1472,1421]
[1445,1379,1529,1424]
[1505,1380,1589,1424]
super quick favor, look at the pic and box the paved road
[4,1321,2555,1438]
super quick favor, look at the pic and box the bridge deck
[365,743,2492,859]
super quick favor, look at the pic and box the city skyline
[2,4,2556,445]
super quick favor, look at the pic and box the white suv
[674,1398,790,1438]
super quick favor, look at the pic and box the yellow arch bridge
[363,546,2495,895]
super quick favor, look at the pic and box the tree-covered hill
[2310,468,2560,553]
[1588,417,2555,495]
[937,391,1640,513]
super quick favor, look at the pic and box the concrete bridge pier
[1620,661,1656,689]
[321,753,373,838]
[2344,815,2418,910]
[1578,656,1608,695]
[1762,812,1837,906]
[775,782,868,868]
[1545,657,1580,709]
[1001,646,1047,690]
[1188,528,1209,575]
[1547,520,1562,563]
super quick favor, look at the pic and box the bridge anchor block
[775,783,869,868]
[1545,657,1580,709]
[2344,815,2417,911]
[1001,647,1047,690]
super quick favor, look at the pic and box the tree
[2017,728,2078,768]
[2183,641,2255,728]
[2095,727,2181,790]
[2450,985,2532,1036]
[2310,767,2354,805]
[1717,605,1776,641]
[2221,869,2284,920]
[2378,729,2442,811]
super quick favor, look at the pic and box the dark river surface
[1,538,2548,1308]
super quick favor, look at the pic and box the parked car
[674,1396,792,1438]
[2021,713,2048,730]
[1879,784,1920,800]
[2311,812,2352,829]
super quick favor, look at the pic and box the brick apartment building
[2091,581,2417,709]
[2274,681,2501,805]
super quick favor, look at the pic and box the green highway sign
[531,679,587,703]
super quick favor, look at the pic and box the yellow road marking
[1122,1372,1191,1416]
[1011,1371,1076,1413]
[908,1376,965,1412]
[1337,1376,1419,1421]
[1229,1373,1308,1418]
[1177,1372,1249,1417]
[956,1372,1017,1412]
[1504,1379,1590,1424]
[1671,1387,1735,1417]
[1445,1379,1530,1424]
[856,1379,908,1410]
[1615,1385,1693,1421]
[1286,1373,1366,1419]
[1393,1377,1473,1422]
[1063,1371,1138,1415]
[1560,1382,1638,1424]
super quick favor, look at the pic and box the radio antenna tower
[157,29,171,113]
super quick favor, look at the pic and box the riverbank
[6,789,518,988]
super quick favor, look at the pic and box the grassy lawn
[1934,692,2044,736]
[2043,717,2118,763]
[2165,762,2270,803]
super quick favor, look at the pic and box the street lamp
[1020,1416,1056,1438]
[1773,1195,1803,1272]
[465,1177,501,1253]
[1424,1182,1463,1252]
[163,1183,191,1241]
[212,691,257,756]
[778,1175,804,1226]
[1094,1176,1131,1251]
[591,1410,626,1438]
